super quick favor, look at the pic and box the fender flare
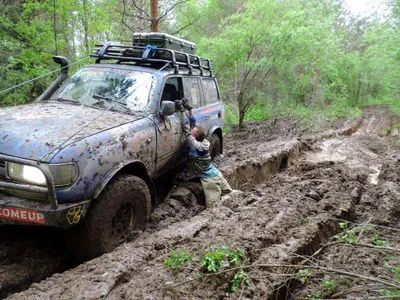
[93,160,156,208]
[207,126,223,154]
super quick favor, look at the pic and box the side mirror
[159,101,175,116]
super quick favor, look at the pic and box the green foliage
[384,262,400,280]
[174,0,400,128]
[302,217,314,224]
[297,269,312,284]
[385,254,393,261]
[307,291,322,299]
[322,279,336,294]
[381,288,400,297]
[334,222,378,244]
[2,0,400,130]
[164,246,250,293]
[371,234,390,247]
[164,249,192,268]
[200,247,245,272]
[231,270,251,292]
[334,224,356,243]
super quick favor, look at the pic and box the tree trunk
[239,111,245,131]
[150,0,159,32]
[82,0,89,54]
[354,73,362,105]
[137,0,143,31]
[237,92,245,131]
[53,0,58,55]
[310,55,319,107]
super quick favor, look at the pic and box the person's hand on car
[182,98,193,110]
[175,100,185,112]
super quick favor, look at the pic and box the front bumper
[0,193,90,228]
[0,154,90,228]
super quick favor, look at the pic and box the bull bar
[0,154,58,209]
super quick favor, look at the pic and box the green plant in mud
[321,279,336,294]
[385,254,393,261]
[302,217,314,224]
[381,288,400,297]
[164,249,192,268]
[384,262,400,281]
[231,269,251,292]
[200,247,245,272]
[334,222,377,244]
[200,246,251,292]
[164,246,251,293]
[306,290,322,299]
[385,125,392,135]
[297,268,312,284]
[334,222,356,243]
[371,234,390,247]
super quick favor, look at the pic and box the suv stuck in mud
[0,33,225,259]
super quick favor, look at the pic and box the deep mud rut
[3,105,400,299]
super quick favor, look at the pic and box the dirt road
[3,105,400,299]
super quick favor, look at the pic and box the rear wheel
[209,133,221,159]
[66,174,151,261]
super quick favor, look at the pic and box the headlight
[7,162,78,187]
[8,163,46,186]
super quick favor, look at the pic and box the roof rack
[90,43,213,77]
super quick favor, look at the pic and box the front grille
[0,159,5,179]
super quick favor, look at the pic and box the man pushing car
[176,99,233,207]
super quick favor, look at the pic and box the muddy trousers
[200,172,233,207]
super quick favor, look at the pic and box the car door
[154,76,184,175]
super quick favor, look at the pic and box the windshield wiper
[55,97,80,105]
[92,94,130,113]
[92,94,126,105]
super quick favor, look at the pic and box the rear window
[202,78,219,104]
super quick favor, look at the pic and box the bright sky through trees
[344,0,388,16]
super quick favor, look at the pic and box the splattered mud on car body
[0,102,137,160]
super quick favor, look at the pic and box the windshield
[54,67,155,114]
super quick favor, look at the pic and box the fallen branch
[164,263,400,290]
[311,240,400,257]
[331,283,386,298]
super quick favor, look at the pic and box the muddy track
[3,106,395,299]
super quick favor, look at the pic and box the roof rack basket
[90,43,213,77]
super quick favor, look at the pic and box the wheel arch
[93,161,156,208]
[208,126,223,154]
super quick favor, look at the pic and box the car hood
[0,102,142,161]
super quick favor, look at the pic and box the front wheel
[66,174,151,261]
[209,133,221,159]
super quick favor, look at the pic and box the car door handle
[205,116,210,120]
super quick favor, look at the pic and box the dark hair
[194,126,206,142]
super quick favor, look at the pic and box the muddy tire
[66,174,151,261]
[209,133,221,159]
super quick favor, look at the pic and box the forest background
[0,0,399,130]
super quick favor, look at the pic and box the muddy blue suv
[0,34,225,259]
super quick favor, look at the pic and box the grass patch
[364,96,400,115]
[224,98,362,132]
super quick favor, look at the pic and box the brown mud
[3,105,400,299]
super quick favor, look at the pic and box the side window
[202,78,220,105]
[183,77,201,108]
[161,77,182,102]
